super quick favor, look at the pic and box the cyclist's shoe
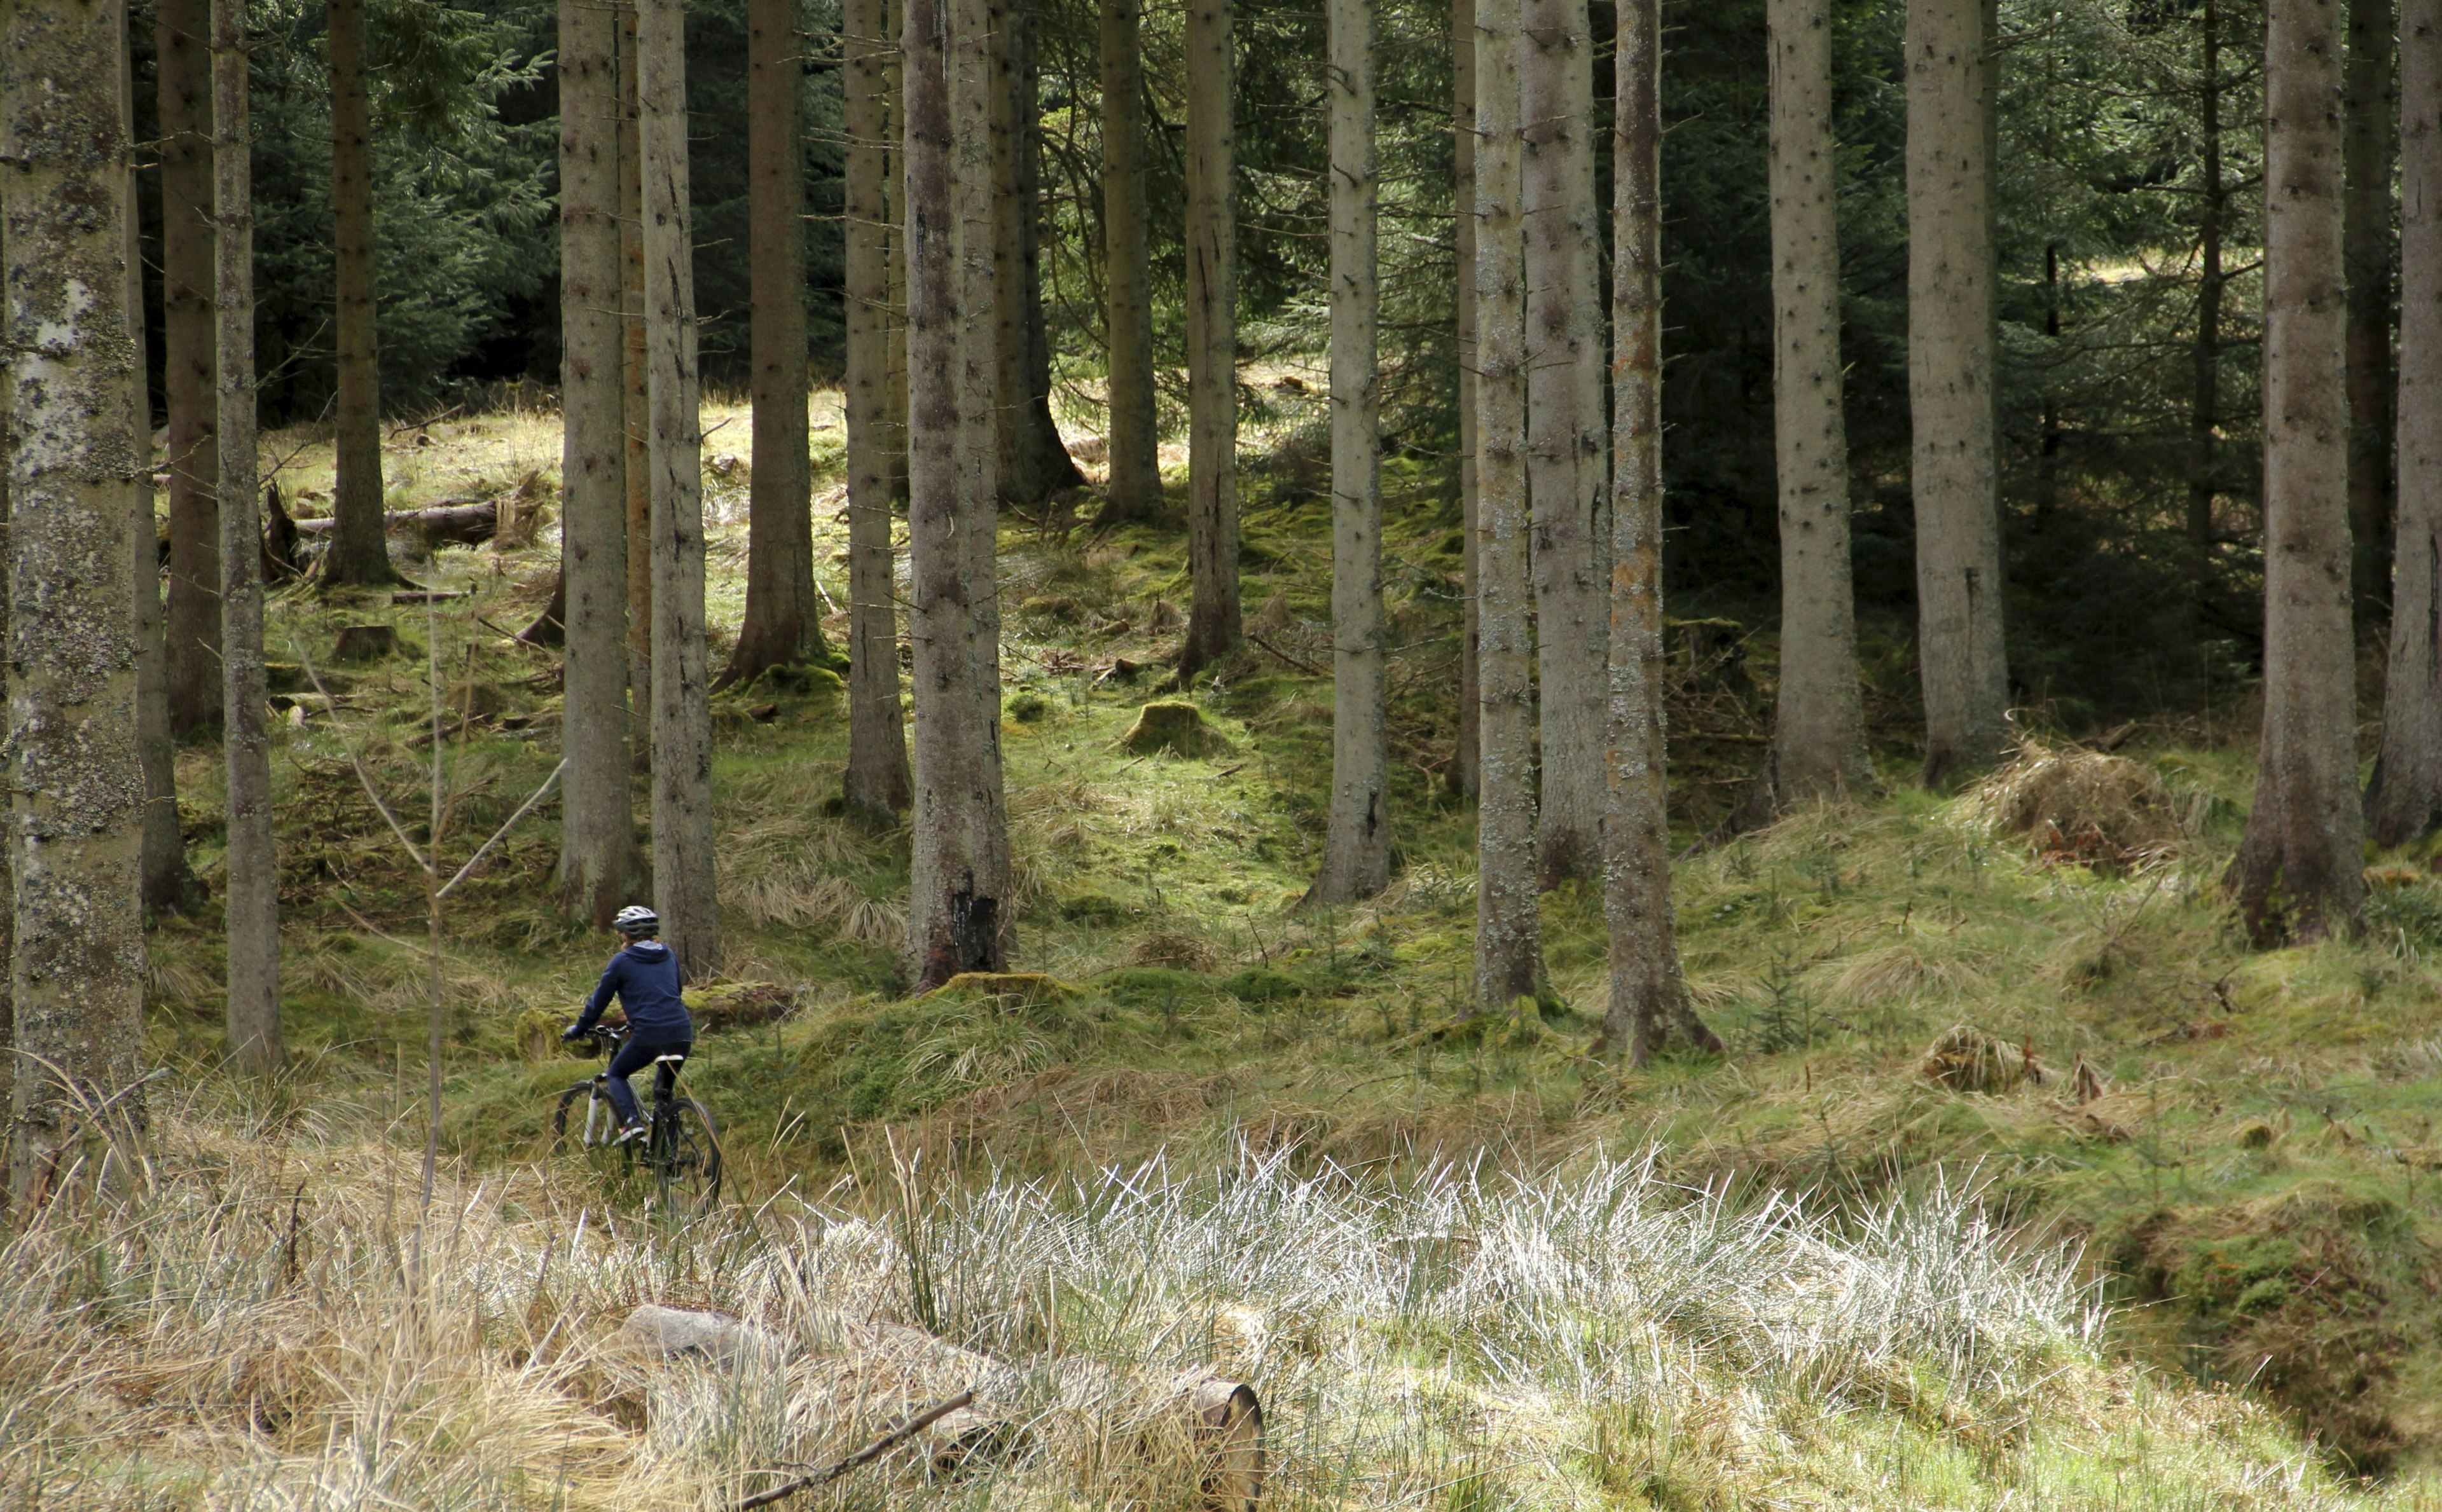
[614,1120,650,1145]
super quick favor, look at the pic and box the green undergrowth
[131,399,2442,1493]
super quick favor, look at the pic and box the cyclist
[562,905,695,1143]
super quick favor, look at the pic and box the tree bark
[1310,0,1391,906]
[1451,0,1480,799]
[322,0,399,588]
[905,0,1014,987]
[3,0,151,1199]
[1179,0,1240,677]
[1473,0,1543,1007]
[2347,0,2397,629]
[559,0,645,924]
[622,0,654,727]
[845,0,913,815]
[1097,0,1162,520]
[126,15,201,921]
[1747,0,1870,814]
[1524,0,1605,887]
[2190,0,2227,549]
[159,0,221,736]
[1905,0,2006,783]
[2233,0,2366,942]
[214,0,280,1071]
[2376,0,2442,843]
[640,0,719,979]
[723,0,830,694]
[1607,0,1717,1064]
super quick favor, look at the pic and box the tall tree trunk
[991,0,1082,506]
[1311,0,1391,906]
[323,0,398,589]
[1607,0,1716,1063]
[1098,0,1162,520]
[885,2,912,504]
[2233,0,2366,941]
[1905,0,2006,783]
[559,0,644,923]
[904,0,1014,987]
[1524,0,1605,887]
[640,0,719,979]
[2348,0,2398,630]
[845,0,913,815]
[1473,0,1543,1007]
[3,0,151,1199]
[1747,0,1869,814]
[722,0,829,692]
[215,0,280,1071]
[2375,0,2442,843]
[1014,25,1079,499]
[1451,0,1480,799]
[1180,0,1239,676]
[2190,0,2226,549]
[127,13,200,921]
[622,0,654,724]
[159,0,221,736]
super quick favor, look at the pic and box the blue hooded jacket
[576,939,693,1041]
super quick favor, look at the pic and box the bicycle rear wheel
[650,1097,723,1212]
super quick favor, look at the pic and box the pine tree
[1311,0,1392,907]
[2346,0,2397,626]
[1449,0,1480,801]
[2232,0,2365,941]
[1098,0,1162,519]
[1906,0,2007,782]
[1746,0,1870,814]
[845,0,913,816]
[216,0,281,1071]
[1524,0,1606,887]
[905,0,1014,985]
[159,0,223,737]
[1606,0,1718,1062]
[1473,0,1544,1008]
[640,0,720,977]
[558,0,644,923]
[2375,0,2442,844]
[722,0,831,692]
[125,34,203,922]
[3,0,151,1197]
[322,0,401,588]
[991,0,1082,507]
[1180,0,1241,676]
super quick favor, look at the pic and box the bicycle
[553,1024,724,1211]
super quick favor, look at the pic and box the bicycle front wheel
[651,1097,724,1213]
[552,1082,612,1154]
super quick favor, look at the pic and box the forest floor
[51,387,2442,1507]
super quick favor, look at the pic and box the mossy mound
[682,980,800,1031]
[927,971,1080,1004]
[1117,701,1227,758]
[1919,1024,2041,1093]
[1218,966,1305,1003]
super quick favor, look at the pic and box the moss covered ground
[124,390,2442,1499]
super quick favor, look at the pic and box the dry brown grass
[1966,738,2184,870]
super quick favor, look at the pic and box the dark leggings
[605,1038,691,1125]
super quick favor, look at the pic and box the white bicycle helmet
[612,904,659,936]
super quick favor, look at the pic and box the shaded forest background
[134,0,2277,738]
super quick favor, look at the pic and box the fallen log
[294,498,499,546]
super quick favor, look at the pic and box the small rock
[1919,1024,2041,1094]
[613,1304,782,1366]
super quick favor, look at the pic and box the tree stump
[331,624,401,661]
[1118,700,1226,757]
